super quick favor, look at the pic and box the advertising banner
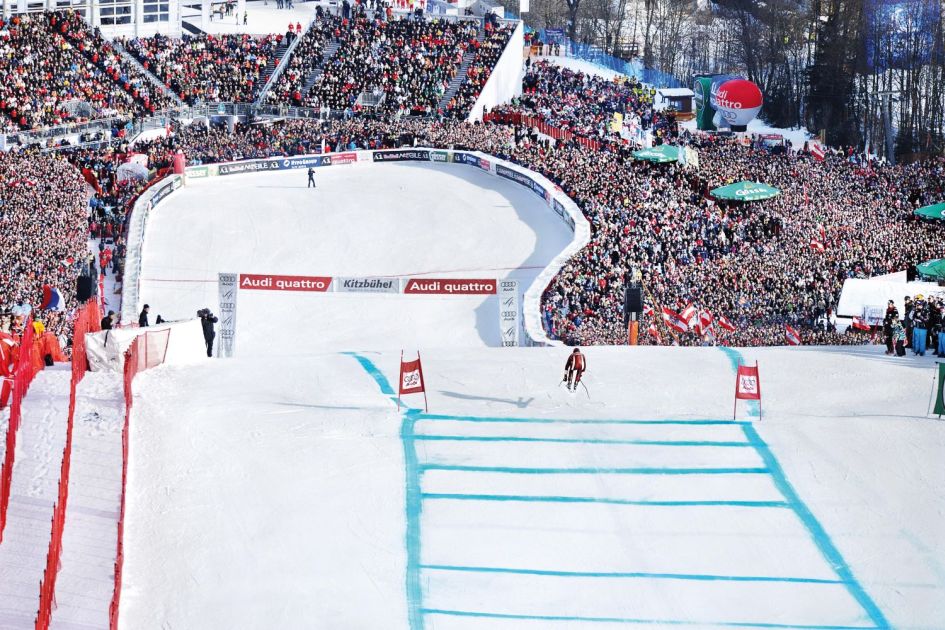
[430,150,452,163]
[334,276,399,293]
[372,149,431,162]
[151,176,182,206]
[217,272,238,358]
[333,152,358,165]
[239,274,332,292]
[452,152,480,167]
[403,278,497,295]
[218,160,281,176]
[186,166,209,178]
[277,155,332,170]
[498,280,520,347]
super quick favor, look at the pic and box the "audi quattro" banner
[403,278,497,295]
[239,274,332,291]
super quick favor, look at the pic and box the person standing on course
[198,309,219,358]
[307,167,316,189]
[139,304,150,327]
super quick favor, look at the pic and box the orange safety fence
[0,317,37,543]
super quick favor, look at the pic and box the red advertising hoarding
[403,278,497,295]
[240,274,332,292]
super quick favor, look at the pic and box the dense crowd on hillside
[123,33,281,104]
[0,152,90,337]
[491,60,675,144]
[265,11,340,105]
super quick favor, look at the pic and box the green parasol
[914,202,945,221]
[632,145,681,163]
[710,181,781,201]
[916,258,945,280]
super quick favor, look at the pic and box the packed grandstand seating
[445,20,513,117]
[123,33,281,104]
[1,18,942,351]
[299,9,479,115]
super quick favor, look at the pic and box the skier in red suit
[564,348,586,391]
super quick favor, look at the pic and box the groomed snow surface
[116,160,944,629]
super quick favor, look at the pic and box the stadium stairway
[112,40,186,108]
[437,48,477,112]
[302,39,341,96]
[259,39,292,95]
[0,367,71,629]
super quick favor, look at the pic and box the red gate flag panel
[399,358,425,395]
[239,274,332,291]
[735,364,762,401]
[403,278,497,295]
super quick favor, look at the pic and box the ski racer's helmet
[573,348,581,353]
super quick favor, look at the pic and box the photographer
[198,308,219,358]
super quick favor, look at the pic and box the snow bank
[86,319,208,372]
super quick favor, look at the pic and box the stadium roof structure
[632,145,681,163]
[710,180,781,201]
[914,202,945,220]
[916,258,945,280]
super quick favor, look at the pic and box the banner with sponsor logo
[277,155,332,170]
[495,164,546,201]
[452,152,480,168]
[335,276,399,293]
[430,150,452,163]
[239,274,332,292]
[372,149,431,163]
[218,160,282,176]
[217,272,238,358]
[333,152,358,165]
[498,280,520,347]
[403,278,497,295]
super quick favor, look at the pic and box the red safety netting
[109,327,170,630]
[35,301,100,630]
[0,317,37,543]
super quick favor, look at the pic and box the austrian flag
[785,324,802,346]
[718,316,736,332]
[661,307,689,333]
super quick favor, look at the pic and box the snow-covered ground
[112,162,945,629]
[181,0,331,36]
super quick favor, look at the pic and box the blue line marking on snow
[418,464,769,475]
[342,352,395,395]
[420,609,876,629]
[718,347,760,418]
[719,347,890,628]
[412,435,751,447]
[743,423,891,629]
[421,493,789,508]
[402,409,424,630]
[420,564,841,584]
[417,413,747,426]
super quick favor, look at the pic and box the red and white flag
[810,141,825,161]
[699,310,714,332]
[718,316,736,332]
[851,316,871,331]
[647,323,662,344]
[784,324,802,346]
[398,351,428,411]
[643,304,654,317]
[661,307,689,333]
[681,304,697,324]
[810,240,825,252]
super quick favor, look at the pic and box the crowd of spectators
[491,60,675,144]
[297,8,478,116]
[0,151,90,338]
[444,20,513,117]
[266,10,340,105]
[123,33,281,104]
[0,19,941,349]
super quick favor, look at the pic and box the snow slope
[117,161,945,629]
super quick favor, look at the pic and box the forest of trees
[503,0,945,160]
